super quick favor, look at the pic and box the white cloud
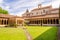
[10,0,53,16]
[16,12,25,16]
[0,0,3,3]
[52,0,60,8]
[3,6,10,11]
[10,11,25,17]
[1,0,59,16]
[0,0,3,7]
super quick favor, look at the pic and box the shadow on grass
[34,27,58,40]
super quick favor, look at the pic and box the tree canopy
[0,7,8,14]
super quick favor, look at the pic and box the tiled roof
[31,5,52,11]
[0,14,21,18]
[50,8,59,11]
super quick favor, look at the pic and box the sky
[0,0,60,16]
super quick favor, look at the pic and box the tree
[0,7,8,14]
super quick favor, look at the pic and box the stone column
[47,19,48,24]
[43,19,45,24]
[43,19,44,24]
[41,19,43,26]
[35,20,36,24]
[0,19,1,25]
[6,19,7,25]
[1,19,2,25]
[42,19,43,24]
[59,19,60,25]
[49,19,51,24]
[53,19,54,24]
[16,19,17,24]
[40,20,41,25]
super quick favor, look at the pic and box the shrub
[7,23,18,28]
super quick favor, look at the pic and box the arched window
[31,13,33,16]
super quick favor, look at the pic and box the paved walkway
[20,26,33,40]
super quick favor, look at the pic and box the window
[46,11,48,14]
[41,12,42,14]
[36,12,38,15]
[43,10,45,13]
[32,13,33,15]
[30,13,33,16]
[27,14,30,16]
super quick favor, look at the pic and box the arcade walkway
[28,18,59,25]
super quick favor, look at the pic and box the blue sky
[0,0,60,16]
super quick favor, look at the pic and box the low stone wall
[0,25,6,28]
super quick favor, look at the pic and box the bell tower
[26,9,29,13]
[38,4,42,8]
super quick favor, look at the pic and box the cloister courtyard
[0,1,60,40]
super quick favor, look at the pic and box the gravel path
[20,26,33,40]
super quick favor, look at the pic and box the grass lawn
[0,26,58,40]
[0,28,27,40]
[26,26,58,40]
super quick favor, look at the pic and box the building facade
[0,14,23,26]
[22,4,59,26]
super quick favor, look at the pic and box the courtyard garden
[0,26,58,40]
